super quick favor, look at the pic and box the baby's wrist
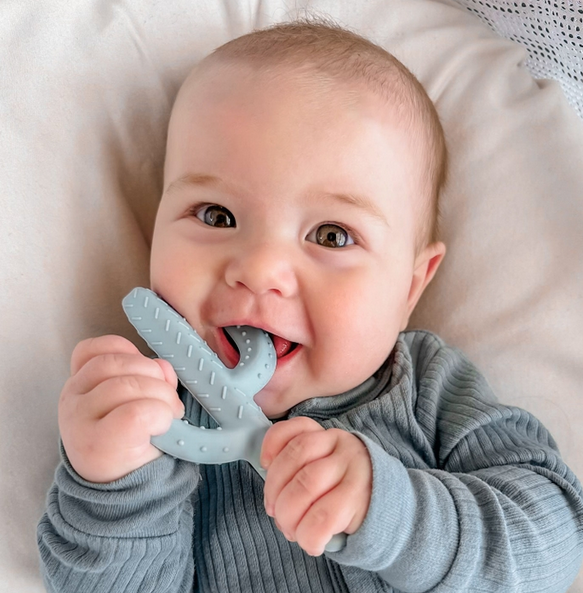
[59,440,163,488]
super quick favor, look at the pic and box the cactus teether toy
[122,287,275,478]
[122,287,346,553]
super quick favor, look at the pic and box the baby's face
[151,63,440,418]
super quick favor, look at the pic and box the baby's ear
[400,242,446,330]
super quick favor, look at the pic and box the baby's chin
[253,384,301,419]
[253,378,342,420]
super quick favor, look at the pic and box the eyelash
[188,203,361,247]
[189,203,236,228]
[308,222,360,247]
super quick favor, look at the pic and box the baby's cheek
[316,290,401,388]
[150,240,177,291]
[309,319,386,396]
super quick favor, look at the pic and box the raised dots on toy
[122,287,346,553]
[122,287,275,478]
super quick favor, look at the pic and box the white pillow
[2,1,582,591]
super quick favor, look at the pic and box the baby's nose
[224,242,299,298]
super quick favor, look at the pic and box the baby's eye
[308,224,355,248]
[195,204,236,228]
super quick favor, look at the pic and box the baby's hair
[203,17,447,249]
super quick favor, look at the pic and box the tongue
[271,334,293,358]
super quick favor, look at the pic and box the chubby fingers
[261,418,372,556]
[65,360,182,422]
[261,416,324,469]
[67,372,185,426]
[262,417,330,516]
[70,335,178,389]
[70,335,139,375]
[66,335,181,418]
[262,419,339,554]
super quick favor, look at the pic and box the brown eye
[314,224,353,248]
[196,204,236,228]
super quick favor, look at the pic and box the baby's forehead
[173,60,429,190]
[180,58,422,137]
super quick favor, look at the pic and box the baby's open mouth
[221,327,298,362]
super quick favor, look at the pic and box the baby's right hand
[59,335,184,483]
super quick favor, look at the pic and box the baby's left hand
[261,416,372,556]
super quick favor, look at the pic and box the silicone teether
[122,287,346,553]
[122,287,275,478]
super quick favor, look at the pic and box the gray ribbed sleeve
[319,332,583,591]
[37,330,583,592]
[38,446,200,592]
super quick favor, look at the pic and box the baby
[38,20,583,593]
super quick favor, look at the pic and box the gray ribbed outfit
[37,331,583,592]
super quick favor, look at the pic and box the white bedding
[2,1,582,591]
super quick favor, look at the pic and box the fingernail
[264,497,273,516]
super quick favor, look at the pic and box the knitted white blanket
[455,0,583,117]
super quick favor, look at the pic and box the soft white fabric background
[2,1,582,591]
[454,0,583,118]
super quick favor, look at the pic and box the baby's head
[150,20,447,418]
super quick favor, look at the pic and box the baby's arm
[321,333,583,592]
[37,335,199,593]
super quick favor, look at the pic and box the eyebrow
[165,173,234,195]
[166,173,389,226]
[318,191,389,226]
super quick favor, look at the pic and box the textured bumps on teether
[122,287,347,553]
[122,287,276,478]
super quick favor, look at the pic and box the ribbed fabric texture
[37,330,583,592]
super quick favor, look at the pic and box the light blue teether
[122,287,346,553]
[122,287,275,478]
